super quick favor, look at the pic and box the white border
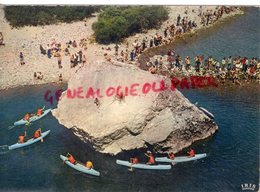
[1,0,260,6]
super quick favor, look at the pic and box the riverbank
[0,6,243,90]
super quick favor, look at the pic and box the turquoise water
[0,7,259,192]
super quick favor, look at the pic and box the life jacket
[68,156,76,164]
[37,109,43,116]
[34,131,41,138]
[169,153,175,159]
[18,135,25,143]
[23,114,30,121]
[189,150,195,157]
[148,155,155,164]
[131,158,139,164]
[86,161,93,169]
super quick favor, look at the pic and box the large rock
[52,60,218,155]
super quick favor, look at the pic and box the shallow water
[0,7,259,192]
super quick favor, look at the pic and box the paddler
[188,149,195,157]
[85,161,93,169]
[129,157,139,171]
[168,152,175,160]
[23,113,30,122]
[130,157,139,164]
[66,153,77,165]
[145,151,155,164]
[18,131,26,143]
[36,107,43,116]
[33,128,42,139]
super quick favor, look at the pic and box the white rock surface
[53,60,218,155]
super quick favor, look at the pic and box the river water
[0,7,259,192]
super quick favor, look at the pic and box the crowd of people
[107,6,240,65]
[37,37,88,82]
[199,6,237,26]
[146,51,260,85]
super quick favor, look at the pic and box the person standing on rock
[57,53,62,69]
[47,44,51,58]
[20,52,25,65]
[185,56,191,71]
[149,38,153,48]
[114,44,119,56]
[82,55,86,67]
[177,14,181,26]
[130,50,135,61]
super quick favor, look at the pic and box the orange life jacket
[68,156,76,164]
[169,153,175,159]
[18,135,25,143]
[86,161,93,169]
[24,114,30,121]
[34,131,40,138]
[131,158,139,164]
[148,155,155,164]
[37,109,43,116]
[189,150,195,157]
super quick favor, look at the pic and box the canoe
[8,130,50,150]
[199,107,214,119]
[116,160,171,170]
[14,108,52,126]
[60,155,100,176]
[155,153,207,163]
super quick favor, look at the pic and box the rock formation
[52,60,218,155]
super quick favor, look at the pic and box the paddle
[128,165,134,172]
[63,153,70,164]
[8,125,15,130]
[0,145,9,154]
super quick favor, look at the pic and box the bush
[4,6,101,27]
[93,6,169,44]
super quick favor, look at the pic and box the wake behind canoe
[60,155,100,176]
[8,130,50,150]
[116,160,171,170]
[155,153,207,163]
[13,108,52,126]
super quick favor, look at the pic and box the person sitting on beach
[168,152,175,160]
[66,153,77,165]
[18,131,26,143]
[72,40,77,48]
[36,107,43,116]
[35,72,43,80]
[33,128,42,139]
[145,151,155,164]
[86,161,94,169]
[188,149,195,157]
[23,113,30,122]
[40,45,46,55]
[149,65,156,74]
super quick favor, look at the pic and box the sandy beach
[0,5,243,90]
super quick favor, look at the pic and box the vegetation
[4,6,101,27]
[93,6,169,44]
